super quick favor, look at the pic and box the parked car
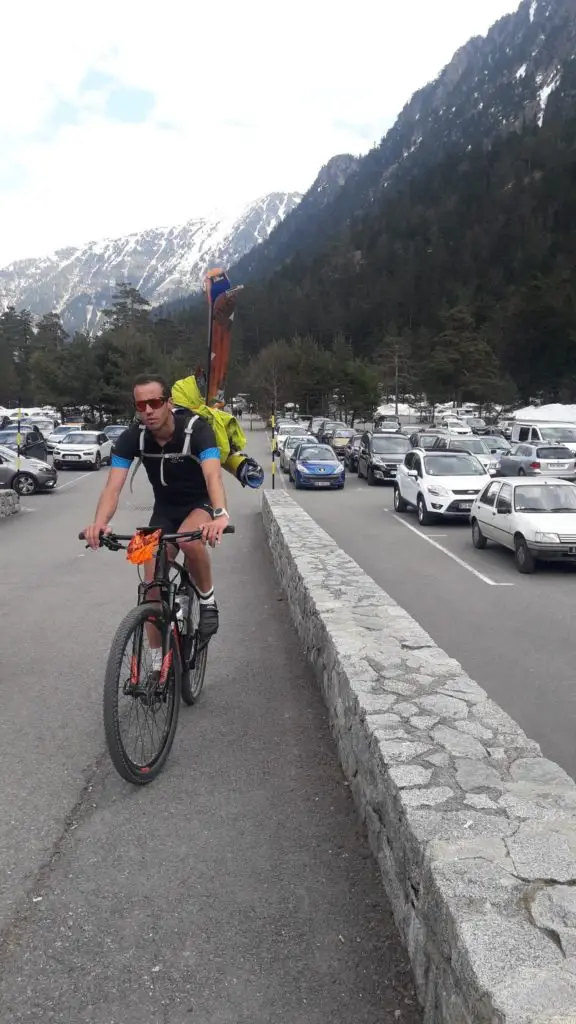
[432,435,500,474]
[45,423,83,452]
[409,430,445,450]
[343,434,363,472]
[103,424,128,441]
[325,426,356,459]
[316,420,342,444]
[497,443,576,480]
[279,434,317,472]
[480,435,512,455]
[276,425,310,454]
[374,416,402,434]
[470,478,576,573]
[288,443,345,490]
[434,416,472,435]
[357,432,411,485]
[0,444,58,495]
[0,428,48,461]
[394,449,490,525]
[53,430,112,470]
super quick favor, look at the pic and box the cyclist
[82,373,230,661]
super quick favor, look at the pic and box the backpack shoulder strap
[181,414,199,456]
[129,423,147,493]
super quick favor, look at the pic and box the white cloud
[0,0,521,265]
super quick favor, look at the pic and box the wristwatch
[212,507,229,519]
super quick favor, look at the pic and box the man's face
[133,382,172,433]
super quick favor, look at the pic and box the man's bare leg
[144,541,177,670]
[177,507,218,636]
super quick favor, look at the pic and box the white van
[511,421,576,453]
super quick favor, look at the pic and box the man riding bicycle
[82,374,230,664]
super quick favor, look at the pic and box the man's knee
[180,538,208,562]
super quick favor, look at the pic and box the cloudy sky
[0,0,520,266]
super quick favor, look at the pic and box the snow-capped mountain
[0,192,301,332]
[225,0,576,286]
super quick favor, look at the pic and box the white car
[276,428,310,454]
[46,423,82,452]
[470,477,576,573]
[53,430,112,470]
[394,449,490,524]
[280,434,317,471]
[436,417,472,435]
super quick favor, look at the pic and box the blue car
[289,443,345,490]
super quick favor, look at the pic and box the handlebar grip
[78,531,86,540]
[223,524,235,534]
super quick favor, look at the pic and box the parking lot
[269,426,576,780]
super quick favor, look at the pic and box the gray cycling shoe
[198,602,219,638]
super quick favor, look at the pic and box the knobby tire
[103,602,181,784]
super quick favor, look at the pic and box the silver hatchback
[498,443,576,480]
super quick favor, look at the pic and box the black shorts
[149,501,213,536]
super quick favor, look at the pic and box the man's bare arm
[83,467,129,548]
[200,459,230,546]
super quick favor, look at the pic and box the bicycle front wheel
[181,591,208,706]
[103,602,181,784]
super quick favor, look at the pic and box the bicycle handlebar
[78,524,235,548]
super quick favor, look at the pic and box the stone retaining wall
[0,490,19,519]
[263,490,576,1024]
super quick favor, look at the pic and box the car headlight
[296,463,310,473]
[427,485,450,497]
[534,531,560,544]
[334,464,344,473]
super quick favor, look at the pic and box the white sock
[197,587,215,607]
[151,649,162,670]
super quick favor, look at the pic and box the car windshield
[0,444,17,460]
[287,435,314,447]
[484,436,510,450]
[424,454,485,476]
[539,427,576,442]
[418,435,439,449]
[514,484,576,512]
[298,446,335,462]
[373,437,410,454]
[104,425,125,437]
[52,425,75,434]
[536,447,573,459]
[333,429,355,438]
[0,430,18,441]
[450,439,489,454]
[61,432,99,444]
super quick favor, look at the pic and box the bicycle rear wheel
[103,602,181,784]
[181,590,208,706]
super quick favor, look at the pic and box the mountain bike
[79,525,235,785]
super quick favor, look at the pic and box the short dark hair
[133,373,170,397]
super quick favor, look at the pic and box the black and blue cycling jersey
[111,411,219,507]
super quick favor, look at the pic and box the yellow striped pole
[271,413,276,489]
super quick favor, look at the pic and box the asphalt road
[268,432,576,781]
[0,447,418,1023]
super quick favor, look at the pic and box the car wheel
[471,519,487,549]
[367,465,376,486]
[93,453,102,470]
[13,472,37,496]
[293,474,301,490]
[394,485,409,512]
[417,494,433,526]
[514,534,536,574]
[53,461,62,470]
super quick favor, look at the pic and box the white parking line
[55,472,93,491]
[392,515,514,587]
